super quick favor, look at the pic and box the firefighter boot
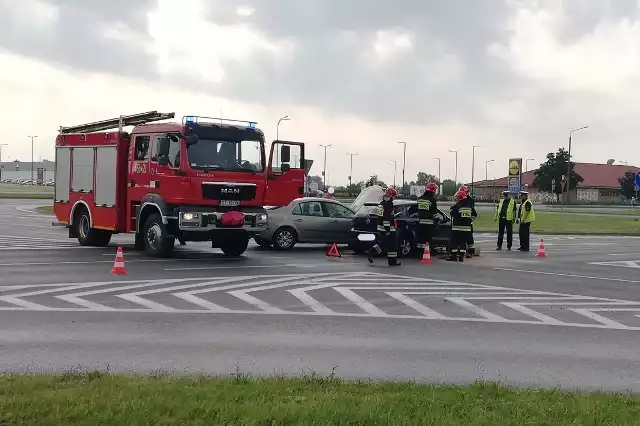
[458,251,465,262]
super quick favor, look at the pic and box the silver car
[254,197,356,250]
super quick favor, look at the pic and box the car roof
[363,199,416,206]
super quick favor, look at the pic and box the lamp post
[471,145,480,195]
[485,159,494,201]
[525,158,535,172]
[28,136,37,182]
[319,144,333,190]
[347,152,357,195]
[276,116,289,140]
[398,141,406,195]
[434,157,441,188]
[390,160,397,187]
[0,144,6,181]
[564,126,588,205]
[448,149,458,184]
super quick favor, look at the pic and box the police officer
[417,183,438,259]
[366,187,401,266]
[448,191,476,262]
[494,190,517,251]
[517,191,536,252]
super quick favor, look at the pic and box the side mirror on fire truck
[185,134,199,146]
[280,145,291,163]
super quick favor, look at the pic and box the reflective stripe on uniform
[387,252,398,258]
[418,199,432,210]
[382,221,391,226]
[452,226,472,231]
[419,219,434,225]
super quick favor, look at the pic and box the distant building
[0,160,55,181]
[469,163,640,204]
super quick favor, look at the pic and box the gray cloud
[2,0,640,130]
[0,0,157,78]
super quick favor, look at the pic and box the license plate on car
[220,200,240,207]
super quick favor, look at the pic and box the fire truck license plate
[220,200,240,207]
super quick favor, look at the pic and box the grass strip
[0,192,53,199]
[0,372,639,425]
[474,211,640,234]
[34,205,54,214]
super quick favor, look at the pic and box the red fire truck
[53,111,306,257]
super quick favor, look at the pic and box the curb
[475,229,640,236]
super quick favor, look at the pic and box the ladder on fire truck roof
[58,111,176,135]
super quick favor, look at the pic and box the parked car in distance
[255,197,356,250]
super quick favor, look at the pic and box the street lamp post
[319,144,333,190]
[564,126,588,205]
[28,136,37,182]
[471,145,481,195]
[485,159,494,201]
[0,144,6,180]
[276,116,290,140]
[347,153,357,195]
[434,157,441,185]
[525,158,535,173]
[448,149,458,184]
[398,141,406,195]
[390,160,397,187]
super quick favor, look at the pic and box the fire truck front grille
[201,182,257,201]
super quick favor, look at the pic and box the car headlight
[182,213,198,221]
[257,213,268,222]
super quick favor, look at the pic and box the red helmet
[454,191,466,202]
[426,183,438,193]
[459,185,469,194]
[384,187,398,198]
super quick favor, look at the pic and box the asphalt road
[2,199,640,391]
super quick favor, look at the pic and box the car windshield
[186,139,263,172]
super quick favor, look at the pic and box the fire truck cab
[53,111,306,257]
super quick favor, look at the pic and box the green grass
[474,211,640,234]
[35,205,54,214]
[0,372,640,425]
[0,183,53,199]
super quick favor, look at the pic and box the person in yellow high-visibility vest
[516,191,536,252]
[493,190,517,250]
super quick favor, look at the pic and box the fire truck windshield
[186,139,263,172]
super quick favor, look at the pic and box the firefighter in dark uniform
[366,187,401,266]
[448,190,476,262]
[417,183,439,259]
[458,185,477,257]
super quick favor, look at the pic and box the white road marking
[501,302,566,325]
[492,268,640,284]
[385,292,445,319]
[333,287,390,316]
[570,308,631,329]
[446,297,507,321]
[588,260,640,269]
[164,263,353,271]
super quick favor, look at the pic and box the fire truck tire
[142,213,175,258]
[74,208,111,247]
[220,234,249,257]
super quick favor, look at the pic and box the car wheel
[142,213,175,258]
[272,227,297,250]
[398,237,412,258]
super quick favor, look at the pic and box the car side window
[294,201,325,217]
[291,204,303,215]
[324,202,353,218]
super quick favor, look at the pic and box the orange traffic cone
[420,243,432,265]
[535,239,547,258]
[110,247,128,275]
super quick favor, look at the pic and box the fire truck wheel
[143,213,175,258]
[74,208,111,247]
[220,234,249,256]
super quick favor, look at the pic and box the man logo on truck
[221,188,241,194]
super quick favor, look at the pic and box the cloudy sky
[1,0,639,185]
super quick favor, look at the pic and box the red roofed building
[469,163,640,204]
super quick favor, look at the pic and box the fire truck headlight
[257,213,267,223]
[182,213,198,221]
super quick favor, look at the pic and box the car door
[434,209,452,246]
[321,201,355,243]
[291,200,330,242]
